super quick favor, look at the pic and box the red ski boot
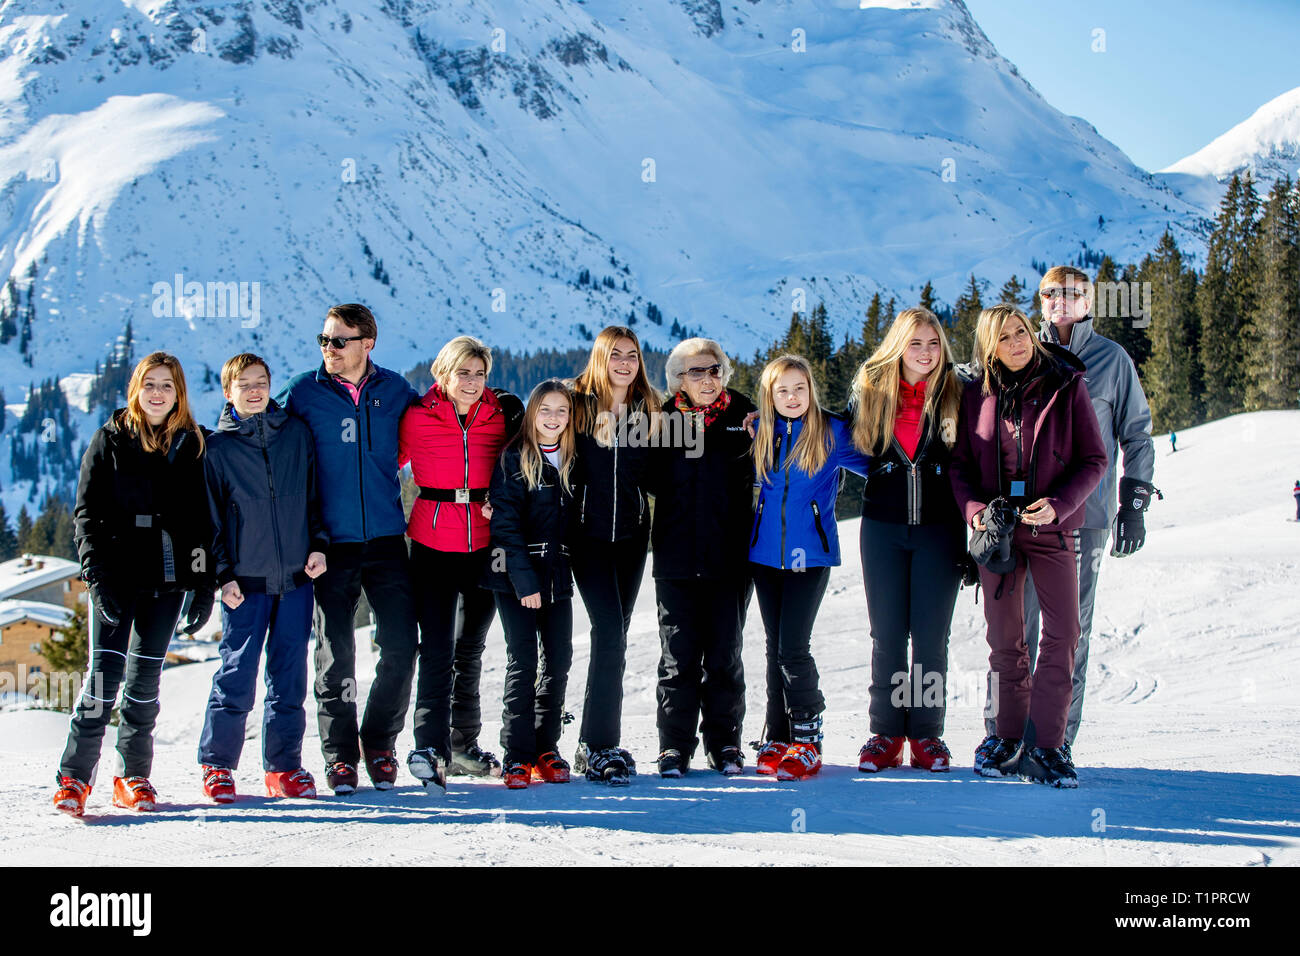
[858,735,904,772]
[265,768,316,799]
[53,777,91,817]
[532,752,571,783]
[776,743,822,780]
[756,741,788,776]
[503,762,533,789]
[112,776,158,811]
[201,765,236,804]
[909,737,952,773]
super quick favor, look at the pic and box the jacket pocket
[811,500,830,553]
[227,501,242,568]
[580,487,587,524]
[751,498,765,548]
[431,501,442,530]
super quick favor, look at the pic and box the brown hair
[516,380,576,493]
[571,325,659,442]
[850,307,961,453]
[326,303,378,342]
[120,351,204,455]
[221,352,271,394]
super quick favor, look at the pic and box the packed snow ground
[2,411,1297,866]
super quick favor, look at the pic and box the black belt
[418,486,488,504]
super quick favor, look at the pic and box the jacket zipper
[751,498,765,547]
[611,426,619,543]
[337,378,369,542]
[460,402,481,551]
[256,416,285,586]
[580,487,587,524]
[779,419,791,569]
[811,500,829,552]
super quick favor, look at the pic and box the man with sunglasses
[978,267,1155,765]
[278,303,421,793]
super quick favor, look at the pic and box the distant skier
[1169,431,1177,453]
[1293,480,1299,521]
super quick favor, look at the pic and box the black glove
[1111,477,1154,557]
[181,587,215,635]
[83,567,122,628]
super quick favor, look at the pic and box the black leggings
[570,529,649,751]
[751,563,830,742]
[409,543,497,758]
[495,594,574,765]
[58,590,186,783]
[859,517,964,739]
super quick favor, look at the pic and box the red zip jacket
[399,384,521,552]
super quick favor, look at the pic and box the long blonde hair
[120,351,204,455]
[753,355,832,484]
[850,307,960,454]
[515,379,576,493]
[571,325,659,444]
[974,305,1050,396]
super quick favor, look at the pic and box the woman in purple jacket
[949,305,1106,788]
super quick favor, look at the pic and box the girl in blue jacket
[749,355,870,779]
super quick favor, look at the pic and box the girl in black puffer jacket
[483,380,577,789]
[54,352,214,817]
[567,326,659,784]
[850,308,968,776]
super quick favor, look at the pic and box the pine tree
[1139,230,1200,432]
[1199,174,1260,420]
[918,281,937,313]
[16,505,33,553]
[1244,177,1300,411]
[862,293,883,357]
[998,275,1027,309]
[37,601,88,713]
[0,501,18,561]
[951,274,985,365]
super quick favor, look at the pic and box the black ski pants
[751,563,830,742]
[860,517,964,739]
[409,543,498,759]
[570,528,649,751]
[59,590,186,783]
[312,535,419,765]
[495,593,574,765]
[654,575,750,759]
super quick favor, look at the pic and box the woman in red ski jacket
[398,336,523,787]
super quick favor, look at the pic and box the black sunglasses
[317,333,366,350]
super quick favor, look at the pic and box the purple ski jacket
[950,343,1108,535]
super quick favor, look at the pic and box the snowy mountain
[0,0,1208,505]
[3,410,1297,864]
[1162,86,1300,200]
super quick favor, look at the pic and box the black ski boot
[657,748,688,778]
[450,743,502,778]
[974,736,1023,778]
[584,748,631,786]
[707,745,744,776]
[406,748,448,793]
[1019,746,1079,788]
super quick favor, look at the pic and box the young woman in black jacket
[567,326,659,785]
[482,380,578,789]
[850,308,967,775]
[54,352,214,816]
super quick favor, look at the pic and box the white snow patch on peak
[1163,86,1300,180]
[859,0,948,9]
[59,372,96,414]
[0,94,224,272]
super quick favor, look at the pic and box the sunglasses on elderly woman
[317,333,366,350]
[683,363,723,382]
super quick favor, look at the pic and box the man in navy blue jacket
[278,303,420,794]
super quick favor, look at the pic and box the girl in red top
[398,336,522,789]
[849,307,966,775]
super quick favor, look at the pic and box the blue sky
[963,0,1300,171]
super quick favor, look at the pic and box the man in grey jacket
[981,265,1157,757]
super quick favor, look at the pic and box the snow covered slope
[0,0,1202,417]
[1160,86,1300,206]
[1,410,1296,865]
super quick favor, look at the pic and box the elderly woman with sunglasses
[644,338,757,778]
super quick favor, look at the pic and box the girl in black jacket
[567,326,659,784]
[849,308,967,775]
[54,352,214,816]
[483,380,577,789]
